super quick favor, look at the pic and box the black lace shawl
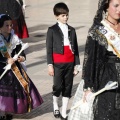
[82,23,109,91]
[82,0,110,91]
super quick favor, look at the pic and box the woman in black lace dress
[68,0,120,120]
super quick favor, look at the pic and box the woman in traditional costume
[68,0,120,120]
[0,14,43,120]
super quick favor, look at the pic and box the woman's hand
[48,65,54,76]
[7,58,15,65]
[83,90,93,102]
[17,56,25,62]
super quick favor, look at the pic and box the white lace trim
[0,33,23,55]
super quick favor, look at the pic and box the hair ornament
[0,14,6,18]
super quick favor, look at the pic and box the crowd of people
[0,0,120,120]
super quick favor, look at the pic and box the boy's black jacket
[46,23,80,65]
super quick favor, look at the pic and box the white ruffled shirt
[58,21,73,52]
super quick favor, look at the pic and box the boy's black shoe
[53,110,60,118]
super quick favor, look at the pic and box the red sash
[53,46,74,63]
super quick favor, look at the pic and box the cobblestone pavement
[13,0,98,120]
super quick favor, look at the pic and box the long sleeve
[46,27,53,65]
[82,35,97,89]
[73,30,80,65]
[82,25,108,91]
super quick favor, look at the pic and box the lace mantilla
[88,25,108,48]
[93,0,108,25]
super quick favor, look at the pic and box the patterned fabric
[82,24,108,91]
[93,0,108,25]
[82,24,120,119]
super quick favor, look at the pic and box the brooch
[99,26,107,34]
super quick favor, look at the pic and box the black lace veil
[92,0,108,26]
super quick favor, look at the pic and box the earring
[105,11,108,19]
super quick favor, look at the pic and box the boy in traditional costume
[46,2,80,120]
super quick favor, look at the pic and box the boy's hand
[48,65,54,76]
[73,65,82,76]
[73,69,79,76]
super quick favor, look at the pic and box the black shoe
[6,114,13,120]
[60,115,68,120]
[53,110,60,118]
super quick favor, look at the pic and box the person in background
[46,2,80,120]
[0,0,29,39]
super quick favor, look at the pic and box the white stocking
[53,96,59,111]
[61,97,69,118]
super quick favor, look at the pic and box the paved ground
[13,0,99,120]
